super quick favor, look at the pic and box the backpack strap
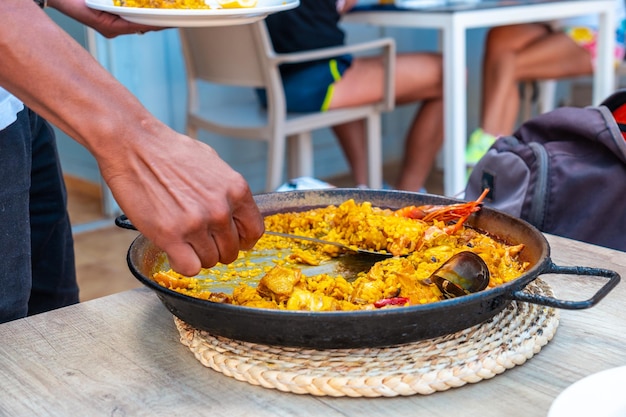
[601,89,626,139]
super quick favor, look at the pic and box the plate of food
[85,0,300,27]
[548,366,626,417]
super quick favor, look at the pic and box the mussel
[424,251,490,299]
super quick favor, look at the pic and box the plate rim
[548,366,626,417]
[85,0,299,16]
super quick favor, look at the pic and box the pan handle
[509,260,620,310]
[115,214,138,231]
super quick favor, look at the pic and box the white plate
[85,0,300,27]
[548,366,626,417]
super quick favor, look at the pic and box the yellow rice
[113,0,211,9]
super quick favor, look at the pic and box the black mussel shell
[426,251,490,298]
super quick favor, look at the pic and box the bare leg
[481,23,593,136]
[329,53,443,191]
[395,98,443,191]
[481,24,552,136]
[331,121,368,186]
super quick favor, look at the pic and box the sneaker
[466,128,496,168]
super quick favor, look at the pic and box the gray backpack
[465,90,626,252]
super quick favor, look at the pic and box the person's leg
[331,121,369,187]
[27,109,79,316]
[394,54,443,191]
[480,23,553,136]
[326,56,396,188]
[330,52,443,191]
[394,97,443,192]
[330,53,442,107]
[0,109,33,323]
[466,25,547,169]
[467,23,593,169]
[513,31,594,78]
[481,23,593,136]
[276,58,372,186]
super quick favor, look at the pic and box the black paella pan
[117,189,620,349]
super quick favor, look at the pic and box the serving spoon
[264,230,395,258]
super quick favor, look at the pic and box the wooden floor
[69,164,444,302]
[67,176,142,302]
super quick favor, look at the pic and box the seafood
[395,188,489,235]
[421,251,490,298]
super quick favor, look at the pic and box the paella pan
[117,189,619,348]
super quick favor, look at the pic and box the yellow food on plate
[218,0,258,7]
[154,196,530,312]
[114,0,211,8]
[113,0,258,8]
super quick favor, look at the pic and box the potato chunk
[256,266,301,303]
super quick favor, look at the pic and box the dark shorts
[256,54,353,113]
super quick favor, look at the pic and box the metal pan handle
[115,214,137,231]
[509,260,620,309]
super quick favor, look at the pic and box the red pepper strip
[374,297,410,308]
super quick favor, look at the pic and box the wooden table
[344,0,616,197]
[1,234,624,416]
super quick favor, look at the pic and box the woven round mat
[175,279,559,397]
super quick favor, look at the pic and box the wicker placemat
[175,279,559,397]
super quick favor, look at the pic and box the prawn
[394,188,490,234]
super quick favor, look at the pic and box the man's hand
[99,125,265,277]
[48,0,164,38]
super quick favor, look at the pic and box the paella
[154,190,530,311]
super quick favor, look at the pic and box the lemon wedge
[218,0,257,7]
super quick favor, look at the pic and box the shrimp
[394,188,490,234]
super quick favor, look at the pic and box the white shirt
[0,88,24,131]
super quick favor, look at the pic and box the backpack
[465,89,626,252]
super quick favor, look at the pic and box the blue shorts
[256,54,353,113]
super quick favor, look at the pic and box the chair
[178,22,396,192]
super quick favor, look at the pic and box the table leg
[442,18,467,197]
[593,5,616,105]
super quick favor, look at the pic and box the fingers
[231,188,266,252]
[152,190,264,277]
[158,224,238,277]
[188,209,239,268]
[163,243,203,278]
[101,129,264,277]
[206,222,241,266]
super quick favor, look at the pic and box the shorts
[256,54,353,113]
[563,21,626,67]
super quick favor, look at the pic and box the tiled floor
[69,164,444,302]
